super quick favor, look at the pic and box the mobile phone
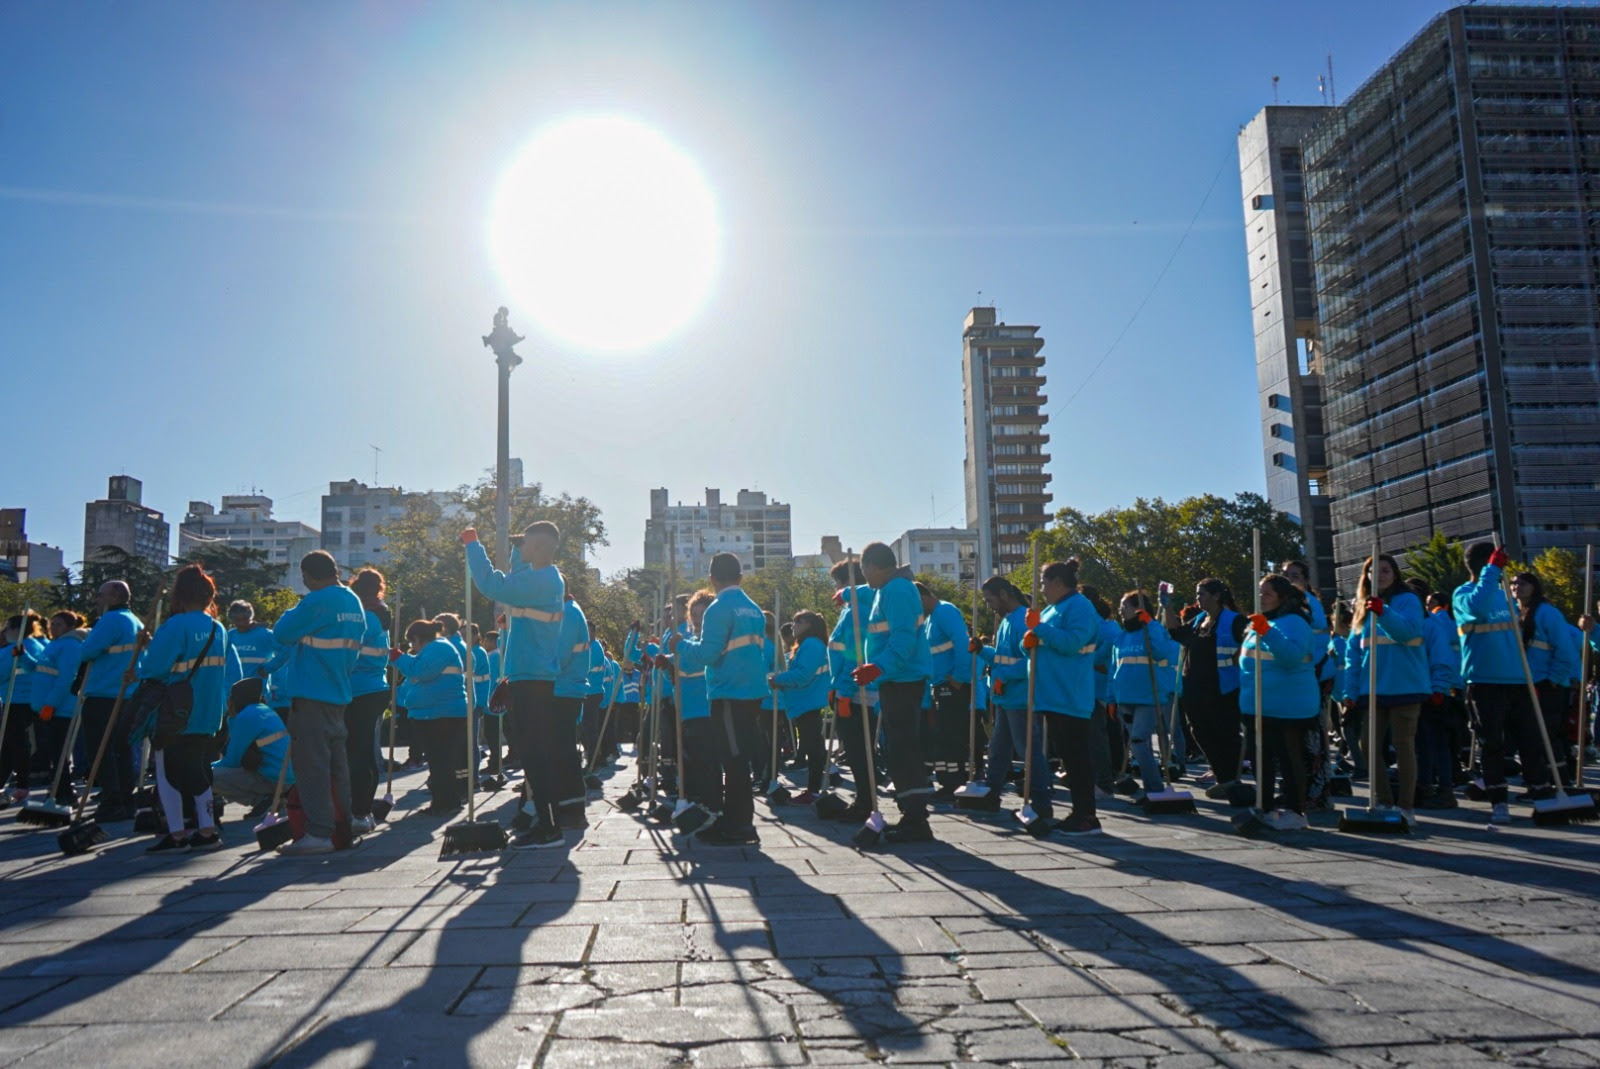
[1157,582,1174,609]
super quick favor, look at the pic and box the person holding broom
[1239,573,1321,830]
[1029,558,1102,835]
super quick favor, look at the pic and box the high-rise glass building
[1302,3,1600,591]
[962,307,1052,577]
[1239,105,1337,602]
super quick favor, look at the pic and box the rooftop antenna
[1272,75,1280,104]
[1326,53,1337,106]
[370,444,383,485]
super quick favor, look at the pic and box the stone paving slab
[2,753,1599,1068]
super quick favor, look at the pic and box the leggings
[155,737,215,836]
[419,717,467,808]
[344,690,387,818]
[1371,702,1420,808]
[791,709,825,793]
[681,717,722,810]
[0,703,33,792]
[838,699,881,807]
[1185,687,1242,783]
[1261,715,1317,813]
[1043,712,1096,819]
[1465,682,1527,804]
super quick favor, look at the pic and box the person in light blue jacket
[1414,584,1464,808]
[1351,552,1429,820]
[1107,592,1180,799]
[854,543,934,840]
[137,564,231,853]
[268,551,366,855]
[74,581,145,818]
[1079,586,1121,796]
[670,590,718,816]
[549,594,593,830]
[29,613,86,807]
[1,613,46,805]
[396,618,468,813]
[212,678,293,816]
[1239,574,1321,827]
[1454,543,1526,824]
[974,578,1039,813]
[346,569,393,831]
[1513,571,1578,792]
[669,552,767,845]
[824,560,879,821]
[917,584,974,796]
[1030,558,1103,834]
[771,611,831,802]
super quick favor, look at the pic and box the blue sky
[2,0,1456,576]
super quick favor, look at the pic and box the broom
[253,737,296,851]
[650,544,686,822]
[439,547,508,858]
[371,595,399,823]
[1339,535,1408,834]
[0,604,31,808]
[668,642,711,835]
[1575,544,1594,803]
[477,606,506,794]
[617,589,661,812]
[60,592,165,855]
[586,664,623,793]
[1495,538,1596,826]
[1233,530,1277,836]
[1141,585,1195,816]
[846,553,887,849]
[765,590,791,806]
[1014,541,1054,839]
[954,579,990,804]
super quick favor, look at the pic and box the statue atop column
[482,306,525,369]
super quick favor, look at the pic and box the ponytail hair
[980,575,1031,609]
[1041,557,1080,591]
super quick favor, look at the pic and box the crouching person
[212,678,292,820]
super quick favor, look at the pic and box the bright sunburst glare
[487,115,720,353]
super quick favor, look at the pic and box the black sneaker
[145,834,190,854]
[884,818,934,844]
[1057,814,1103,835]
[963,791,1003,812]
[188,831,224,852]
[512,823,564,850]
[511,803,538,833]
[697,821,760,846]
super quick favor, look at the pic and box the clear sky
[1,0,1457,576]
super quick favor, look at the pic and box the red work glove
[1021,630,1041,651]
[1365,597,1385,616]
[1025,609,1041,629]
[993,680,1006,697]
[1106,702,1117,718]
[1489,546,1510,568]
[968,637,984,654]
[655,654,672,670]
[1248,614,1270,636]
[1429,692,1446,706]
[1137,610,1152,625]
[832,589,845,609]
[9,645,20,658]
[836,694,853,718]
[852,664,883,686]
[38,706,54,722]
[459,527,479,545]
[388,648,402,662]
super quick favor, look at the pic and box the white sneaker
[1270,810,1309,831]
[1489,803,1512,825]
[277,835,334,856]
[1399,809,1417,827]
[350,816,375,836]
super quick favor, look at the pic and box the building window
[939,542,954,552]
[350,532,367,546]
[918,542,934,553]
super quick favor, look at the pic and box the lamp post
[482,307,526,570]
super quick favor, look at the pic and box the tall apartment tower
[962,307,1052,578]
[83,475,170,568]
[1238,106,1337,603]
[1303,4,1600,590]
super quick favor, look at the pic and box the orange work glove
[1248,614,1270,636]
[1025,609,1041,629]
[1021,630,1041,651]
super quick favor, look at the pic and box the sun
[487,115,721,353]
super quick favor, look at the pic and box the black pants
[1261,715,1317,813]
[1043,712,1096,819]
[838,700,880,806]
[418,717,466,808]
[710,698,759,829]
[1185,686,1241,783]
[580,693,613,766]
[738,704,769,787]
[554,696,587,806]
[1526,682,1570,787]
[39,716,76,802]
[79,696,135,809]
[344,690,387,818]
[924,683,973,788]
[615,701,640,744]
[682,717,722,810]
[507,679,572,809]
[792,709,826,793]
[1,703,33,792]
[880,680,932,820]
[1465,682,1529,805]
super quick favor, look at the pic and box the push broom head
[16,798,73,828]
[616,784,645,811]
[438,817,508,858]
[1530,789,1599,826]
[1327,774,1355,798]
[672,802,714,836]
[254,813,294,852]
[479,774,505,794]
[813,791,851,819]
[1338,806,1409,834]
[57,819,108,856]
[583,772,603,792]
[1231,808,1273,837]
[766,782,791,806]
[647,799,675,823]
[851,810,886,850]
[369,794,393,823]
[1142,789,1197,816]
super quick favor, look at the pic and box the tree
[0,579,62,623]
[1399,531,1466,601]
[174,543,286,610]
[1020,492,1304,607]
[77,546,167,611]
[1530,547,1584,620]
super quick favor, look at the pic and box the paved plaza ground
[1,759,1598,1069]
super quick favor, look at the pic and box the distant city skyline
[2,1,1463,577]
